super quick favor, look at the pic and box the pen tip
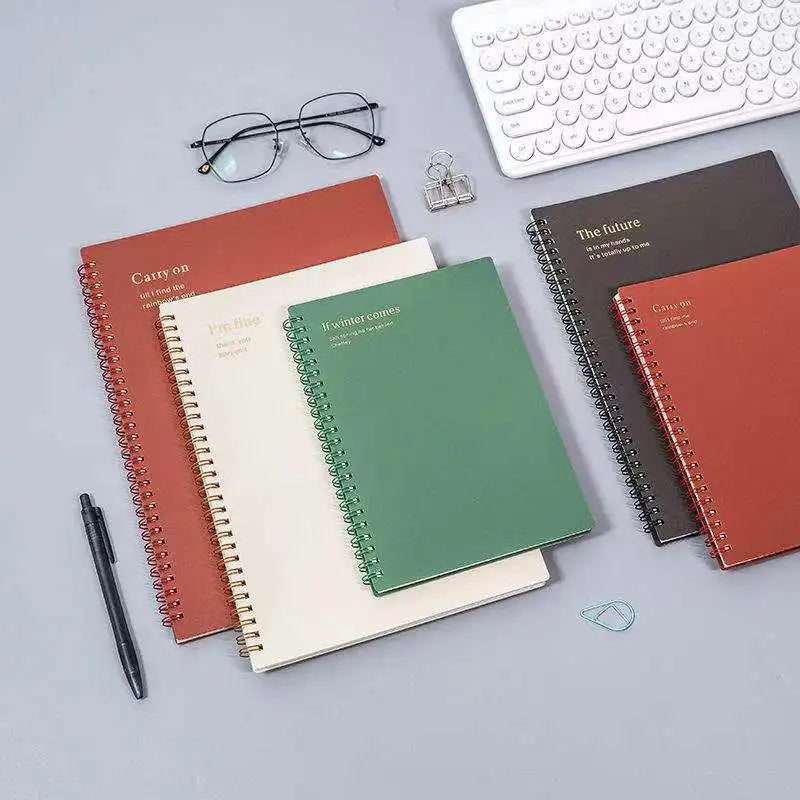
[79,493,92,510]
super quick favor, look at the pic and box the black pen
[79,493,145,700]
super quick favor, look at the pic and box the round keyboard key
[639,0,662,8]
[666,30,689,51]
[759,10,781,31]
[536,131,561,154]
[704,42,727,65]
[717,0,739,19]
[586,71,610,94]
[562,77,585,99]
[694,1,716,22]
[472,32,495,47]
[557,105,581,125]
[600,23,623,44]
[727,38,751,60]
[529,39,552,60]
[653,80,676,101]
[520,21,544,36]
[657,55,681,76]
[747,82,774,102]
[497,26,519,41]
[648,11,671,33]
[771,53,794,73]
[677,75,700,96]
[588,118,616,142]
[782,6,800,24]
[595,45,619,68]
[619,42,642,63]
[553,32,576,55]
[562,126,587,148]
[537,83,561,105]
[747,60,770,79]
[681,50,704,71]
[624,19,647,38]
[750,33,773,54]
[724,63,748,84]
[523,64,547,84]
[605,92,629,113]
[510,139,535,161]
[572,52,595,73]
[487,72,522,92]
[505,43,528,66]
[643,35,666,57]
[763,0,783,6]
[712,20,735,41]
[690,26,713,48]
[581,99,605,118]
[774,28,796,50]
[545,15,567,31]
[577,28,600,48]
[634,61,656,81]
[735,16,759,36]
[617,0,638,13]
[700,68,724,90]
[775,77,799,97]
[569,10,591,25]
[740,0,762,10]
[547,58,571,79]
[610,66,634,88]
[629,85,653,107]
[479,50,503,71]
[671,8,693,28]
[593,5,615,20]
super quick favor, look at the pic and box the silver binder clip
[423,150,475,212]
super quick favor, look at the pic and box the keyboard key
[545,15,567,30]
[740,0,762,10]
[505,43,528,65]
[552,32,576,55]
[616,0,638,13]
[677,75,700,96]
[666,30,689,51]
[497,26,519,41]
[690,26,713,47]
[630,85,653,106]
[653,79,676,101]
[605,92,629,112]
[639,0,662,8]
[529,39,552,60]
[750,33,773,53]
[625,19,647,38]
[537,83,561,105]
[727,38,751,60]
[695,2,717,22]
[735,16,759,36]
[712,20,736,40]
[658,55,681,76]
[569,10,591,24]
[586,71,610,94]
[616,87,745,133]
[523,64,547,84]
[487,72,521,92]
[717,0,740,19]
[763,0,783,6]
[648,11,671,33]
[747,60,770,78]
[547,58,571,79]
[593,5,615,20]
[600,23,623,44]
[610,66,634,88]
[509,139,535,160]
[502,110,554,136]
[775,77,799,97]
[701,68,724,90]
[557,105,581,124]
[562,126,587,148]
[770,52,793,73]
[643,35,666,57]
[577,28,600,48]
[681,50,704,71]
[783,6,800,24]
[704,42,728,65]
[536,131,561,154]
[572,52,595,73]
[581,98,605,118]
[588,118,616,141]
[746,82,774,102]
[479,49,503,71]
[759,10,781,30]
[671,8,694,27]
[520,21,544,36]
[595,45,619,68]
[774,28,796,49]
[495,92,535,114]
[562,77,585,99]
[795,48,800,67]
[472,32,495,47]
[634,61,657,81]
[724,63,747,83]
[620,41,643,62]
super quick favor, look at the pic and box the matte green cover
[288,258,593,594]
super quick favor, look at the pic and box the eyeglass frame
[189,91,386,183]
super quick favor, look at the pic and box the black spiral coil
[526,217,665,540]
[284,315,384,585]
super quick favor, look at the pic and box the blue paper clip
[580,600,636,632]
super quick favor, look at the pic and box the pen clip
[94,506,116,564]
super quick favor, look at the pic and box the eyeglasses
[189,91,385,183]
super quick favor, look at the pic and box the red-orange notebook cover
[614,245,800,568]
[79,176,399,641]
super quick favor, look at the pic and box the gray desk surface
[3,1,799,798]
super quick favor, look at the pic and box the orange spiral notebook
[79,177,400,641]
[615,245,800,568]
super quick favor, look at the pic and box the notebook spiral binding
[614,296,728,563]
[526,218,665,541]
[159,313,263,656]
[79,262,184,627]
[284,315,384,584]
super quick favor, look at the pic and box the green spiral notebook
[286,258,593,594]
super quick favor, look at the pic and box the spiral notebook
[287,258,593,595]
[526,152,800,545]
[159,241,550,671]
[79,176,400,642]
[615,245,800,567]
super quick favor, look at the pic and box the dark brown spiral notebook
[526,152,800,545]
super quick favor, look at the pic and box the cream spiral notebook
[159,240,549,671]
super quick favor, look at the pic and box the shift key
[502,109,554,137]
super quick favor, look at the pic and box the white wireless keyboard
[452,0,800,177]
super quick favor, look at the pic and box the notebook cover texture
[160,241,550,671]
[615,245,800,568]
[79,176,400,642]
[288,258,593,595]
[527,152,800,545]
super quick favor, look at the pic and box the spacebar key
[616,90,745,136]
[502,110,554,138]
